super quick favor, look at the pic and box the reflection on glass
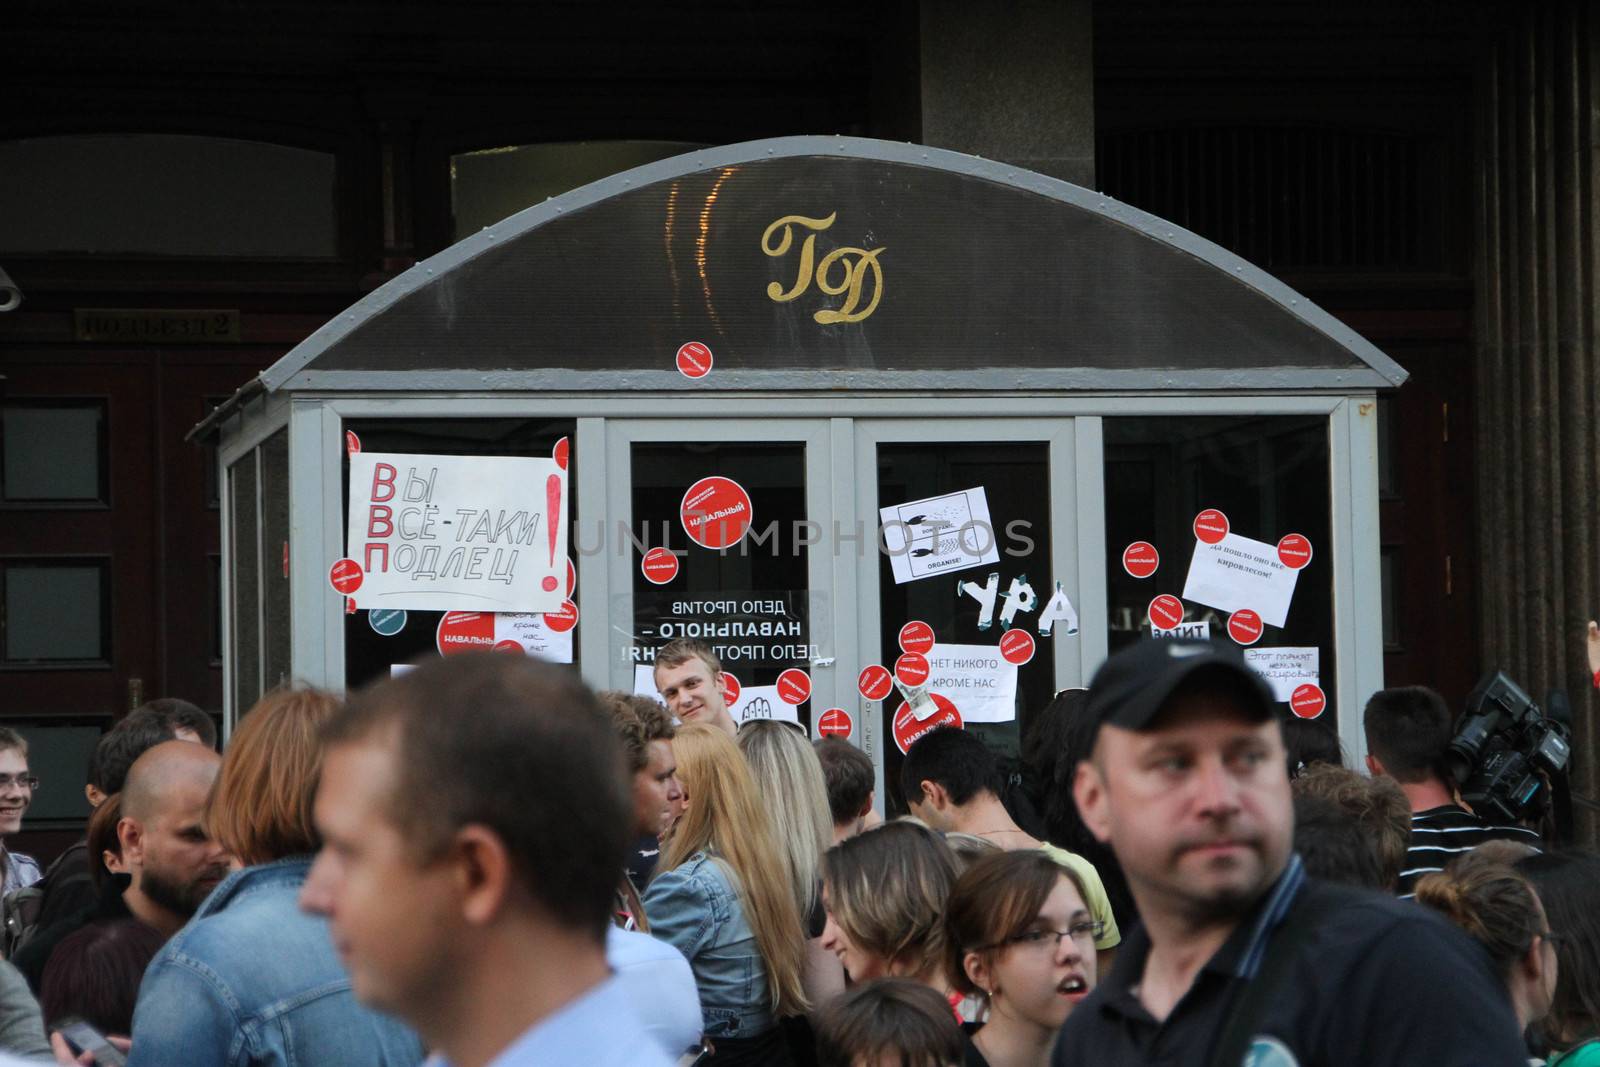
[630,443,812,731]
[2,561,108,663]
[1103,416,1334,714]
[2,403,107,504]
[876,443,1053,815]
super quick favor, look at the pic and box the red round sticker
[892,693,963,754]
[1227,609,1264,646]
[999,628,1036,666]
[1148,594,1185,631]
[543,598,579,633]
[675,342,713,379]
[566,558,578,597]
[494,639,526,655]
[721,671,741,705]
[817,708,853,739]
[1277,533,1313,570]
[344,597,358,615]
[776,668,812,706]
[1290,684,1327,719]
[328,558,364,595]
[898,621,935,655]
[344,430,361,457]
[895,652,931,687]
[858,665,894,702]
[680,476,754,550]
[1122,541,1160,579]
[437,611,495,654]
[1194,509,1230,545]
[641,547,680,585]
[553,436,570,472]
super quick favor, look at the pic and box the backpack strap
[1207,880,1342,1067]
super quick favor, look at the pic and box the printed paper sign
[923,643,1018,724]
[1244,647,1320,702]
[347,452,567,613]
[1151,620,1212,641]
[436,610,573,664]
[879,487,1001,584]
[731,684,798,725]
[632,665,667,705]
[1182,532,1300,628]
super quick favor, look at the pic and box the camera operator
[1363,686,1542,897]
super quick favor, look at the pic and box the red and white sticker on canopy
[1290,683,1327,719]
[1193,509,1230,545]
[676,342,714,379]
[641,547,680,585]
[817,707,853,739]
[892,693,962,754]
[680,476,753,549]
[898,621,935,655]
[1122,542,1160,579]
[1148,594,1185,632]
[1227,609,1264,646]
[436,609,574,663]
[858,664,894,702]
[999,628,1036,665]
[776,668,812,706]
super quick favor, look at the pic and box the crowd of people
[0,635,1593,1066]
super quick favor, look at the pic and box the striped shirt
[1397,804,1543,897]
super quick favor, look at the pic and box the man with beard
[1053,640,1529,1067]
[13,741,229,992]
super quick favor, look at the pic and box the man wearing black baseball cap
[1051,640,1529,1067]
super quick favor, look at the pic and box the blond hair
[660,723,808,1015]
[206,686,340,866]
[737,721,832,922]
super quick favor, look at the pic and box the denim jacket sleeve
[127,951,246,1067]
[641,862,716,965]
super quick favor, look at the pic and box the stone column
[919,0,1095,188]
[1474,0,1600,842]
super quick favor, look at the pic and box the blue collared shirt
[425,975,674,1067]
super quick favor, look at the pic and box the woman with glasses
[1415,849,1557,1046]
[943,850,1099,1067]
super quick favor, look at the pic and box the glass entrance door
[603,420,837,734]
[853,418,1104,815]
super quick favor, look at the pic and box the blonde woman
[737,721,848,1032]
[819,820,959,993]
[643,723,808,1065]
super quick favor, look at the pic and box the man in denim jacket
[302,654,675,1067]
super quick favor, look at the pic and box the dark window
[0,558,112,666]
[1,400,109,506]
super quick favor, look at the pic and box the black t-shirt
[626,834,662,888]
[1052,862,1529,1067]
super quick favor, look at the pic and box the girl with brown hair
[943,850,1098,1067]
[643,722,808,1065]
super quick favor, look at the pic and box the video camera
[1444,671,1571,825]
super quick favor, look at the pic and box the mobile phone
[57,1020,127,1067]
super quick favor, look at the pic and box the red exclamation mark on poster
[541,473,562,592]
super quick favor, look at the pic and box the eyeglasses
[0,774,39,791]
[979,920,1105,954]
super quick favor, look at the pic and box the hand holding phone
[55,1021,128,1067]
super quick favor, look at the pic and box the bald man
[117,741,231,936]
[13,741,231,991]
